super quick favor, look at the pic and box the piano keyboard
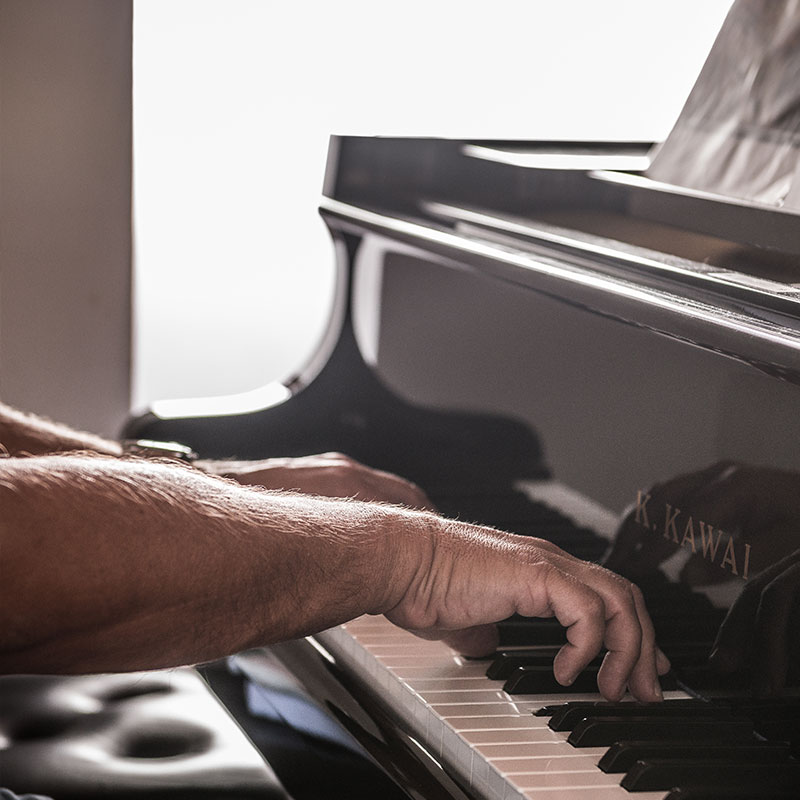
[315,616,800,800]
[307,482,799,800]
[315,616,672,800]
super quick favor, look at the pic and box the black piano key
[598,740,792,773]
[486,648,605,680]
[486,636,710,680]
[567,716,755,747]
[497,613,724,651]
[503,665,600,694]
[548,699,728,731]
[621,759,800,792]
[487,649,556,680]
[534,703,565,717]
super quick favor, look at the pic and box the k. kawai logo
[634,490,752,580]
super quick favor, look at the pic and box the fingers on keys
[542,561,664,703]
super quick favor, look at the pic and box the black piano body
[126,137,800,800]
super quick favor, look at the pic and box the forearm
[0,453,668,701]
[0,454,421,674]
[0,402,121,457]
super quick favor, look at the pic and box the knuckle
[584,592,605,621]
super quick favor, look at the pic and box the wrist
[366,507,438,616]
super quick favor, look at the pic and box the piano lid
[322,136,800,387]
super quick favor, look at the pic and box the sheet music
[648,0,800,213]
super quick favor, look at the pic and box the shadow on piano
[126,137,800,800]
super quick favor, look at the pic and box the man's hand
[382,519,670,703]
[1,454,666,703]
[206,452,434,509]
[213,455,667,700]
[605,461,800,584]
[710,548,800,695]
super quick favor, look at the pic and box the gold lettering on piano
[743,542,751,580]
[680,516,697,552]
[634,490,651,528]
[700,521,723,562]
[720,536,739,576]
[663,503,681,544]
[634,494,751,581]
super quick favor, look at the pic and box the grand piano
[125,134,800,800]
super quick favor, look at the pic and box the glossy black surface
[127,137,800,799]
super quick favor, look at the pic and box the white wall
[132,0,733,408]
[0,1,733,436]
[0,0,132,437]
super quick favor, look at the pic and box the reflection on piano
[126,136,800,799]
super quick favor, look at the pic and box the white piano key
[513,770,621,788]
[472,736,575,755]
[477,742,591,761]
[441,723,473,772]
[489,754,606,773]
[450,714,547,732]
[462,727,566,745]
[375,654,468,667]
[412,690,429,729]
[393,662,490,679]
[435,701,537,717]
[417,689,513,704]
[487,765,510,800]
[316,614,685,800]
[470,749,491,796]
[512,692,609,709]
[365,642,451,655]
[407,676,499,691]
[522,788,666,800]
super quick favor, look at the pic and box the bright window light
[132,0,732,407]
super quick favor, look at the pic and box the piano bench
[0,668,289,799]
